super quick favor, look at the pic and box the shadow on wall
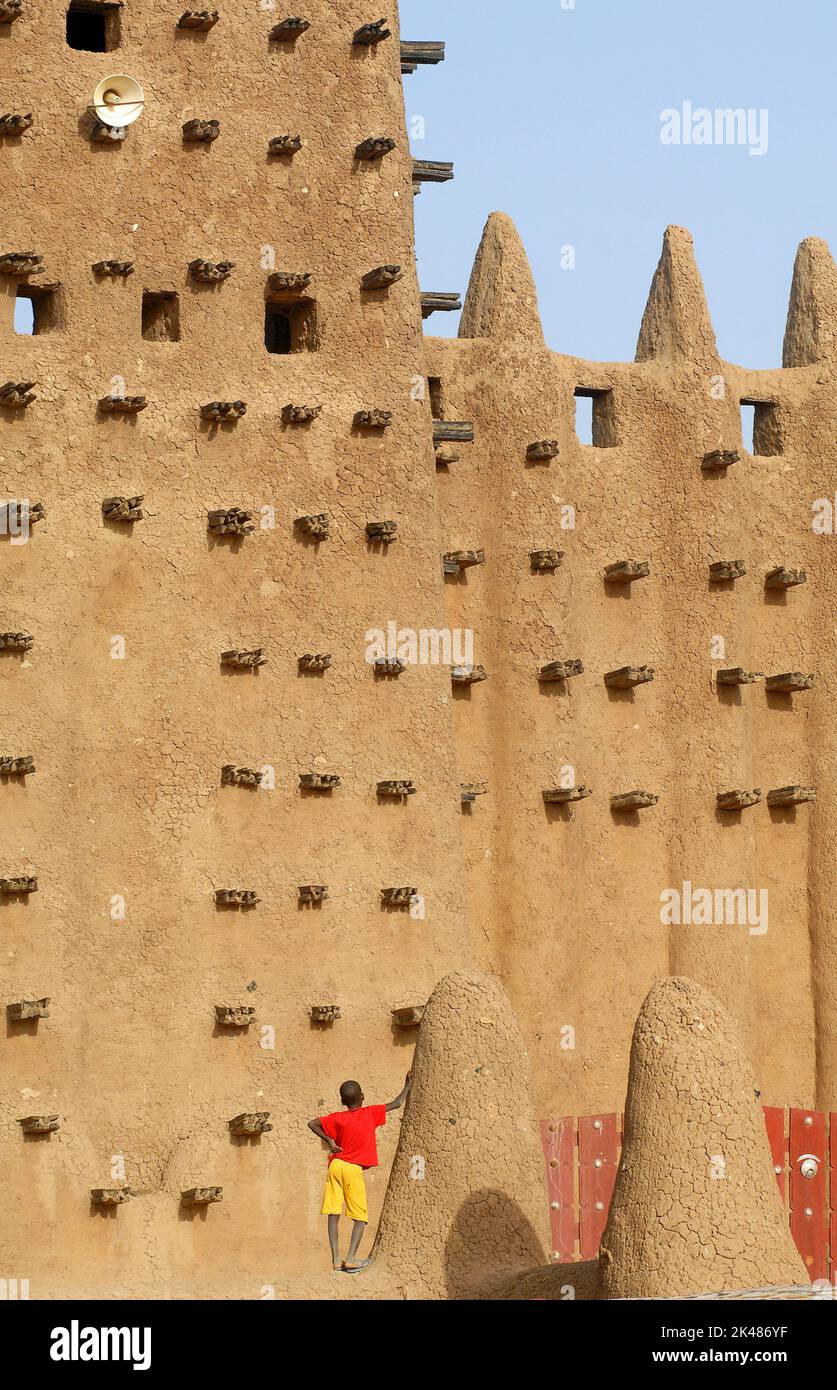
[444,1189,545,1299]
[442,1189,542,1295]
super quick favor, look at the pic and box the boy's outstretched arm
[308,1117,341,1153]
[385,1071,412,1112]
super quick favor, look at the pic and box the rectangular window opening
[15,285,62,336]
[142,291,180,343]
[428,376,445,418]
[66,0,121,52]
[740,397,782,457]
[575,386,618,448]
[264,299,319,355]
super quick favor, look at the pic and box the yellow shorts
[321,1159,368,1223]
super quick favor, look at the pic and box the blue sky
[402,0,836,368]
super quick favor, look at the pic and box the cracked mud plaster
[597,977,808,1298]
[371,970,548,1298]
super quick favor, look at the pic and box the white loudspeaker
[91,74,145,128]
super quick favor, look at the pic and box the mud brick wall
[429,215,837,1120]
[3,0,837,1292]
[0,0,470,1289]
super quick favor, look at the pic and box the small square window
[66,1,121,52]
[265,299,318,354]
[142,291,180,343]
[15,284,63,336]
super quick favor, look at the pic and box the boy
[308,1072,411,1272]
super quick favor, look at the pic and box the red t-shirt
[319,1104,387,1169]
